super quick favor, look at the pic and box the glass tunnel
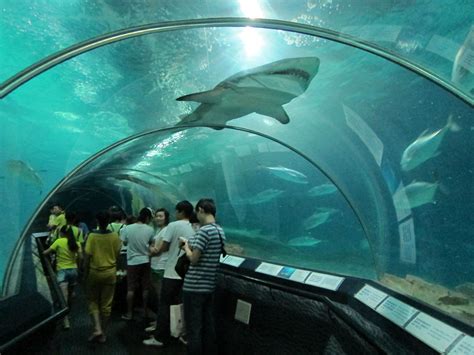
[0,0,472,351]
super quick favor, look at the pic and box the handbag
[175,251,190,279]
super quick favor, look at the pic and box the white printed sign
[355,285,388,309]
[221,255,245,268]
[305,272,345,291]
[289,269,311,283]
[376,296,418,327]
[343,104,384,167]
[448,335,474,355]
[255,262,283,276]
[405,312,463,353]
[399,218,417,264]
[393,182,411,221]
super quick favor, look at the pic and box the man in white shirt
[144,201,195,347]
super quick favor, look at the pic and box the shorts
[127,263,151,291]
[57,268,78,286]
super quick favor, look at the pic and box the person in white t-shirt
[144,201,195,347]
[120,207,154,320]
[145,207,170,332]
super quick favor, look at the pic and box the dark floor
[48,285,187,355]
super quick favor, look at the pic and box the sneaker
[121,314,133,321]
[145,325,156,333]
[143,336,164,347]
[179,336,188,345]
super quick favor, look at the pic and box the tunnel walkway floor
[42,283,186,355]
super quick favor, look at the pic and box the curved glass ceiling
[0,4,473,326]
[1,0,473,100]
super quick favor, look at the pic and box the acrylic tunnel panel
[2,1,473,101]
[0,23,473,326]
[50,127,376,279]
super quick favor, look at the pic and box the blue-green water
[0,1,472,323]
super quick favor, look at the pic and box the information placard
[290,269,311,283]
[221,255,245,268]
[305,272,345,291]
[255,262,283,276]
[278,266,296,279]
[448,335,474,355]
[405,312,463,353]
[399,218,416,264]
[376,296,418,327]
[354,285,388,309]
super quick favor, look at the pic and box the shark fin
[176,89,222,104]
[256,106,290,124]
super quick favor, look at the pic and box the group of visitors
[43,198,225,354]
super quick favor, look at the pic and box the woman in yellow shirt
[43,225,81,329]
[84,211,122,343]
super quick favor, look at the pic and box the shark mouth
[267,69,311,82]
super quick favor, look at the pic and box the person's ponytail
[61,226,79,253]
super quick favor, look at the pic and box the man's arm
[183,240,201,265]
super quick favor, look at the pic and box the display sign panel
[405,312,463,353]
[376,296,418,327]
[448,335,474,355]
[355,284,388,309]
[221,255,245,267]
[305,272,345,291]
[255,262,283,276]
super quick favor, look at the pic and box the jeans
[183,291,217,355]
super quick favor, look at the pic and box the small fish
[248,188,285,205]
[287,236,322,247]
[303,208,336,230]
[401,115,460,171]
[393,181,439,209]
[267,166,308,184]
[6,159,44,193]
[308,183,337,197]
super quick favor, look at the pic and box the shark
[6,159,44,194]
[176,57,320,127]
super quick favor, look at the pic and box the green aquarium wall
[0,0,472,327]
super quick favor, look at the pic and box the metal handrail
[0,235,68,352]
